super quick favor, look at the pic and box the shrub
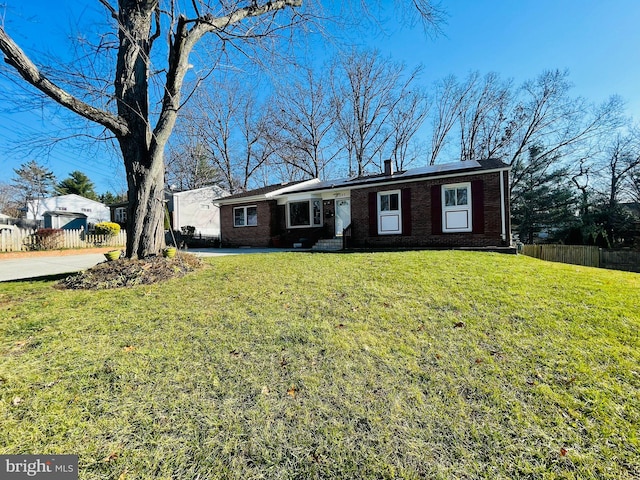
[30,228,64,250]
[181,225,196,238]
[95,222,121,237]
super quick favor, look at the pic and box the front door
[335,199,351,236]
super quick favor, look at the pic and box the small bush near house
[181,225,195,239]
[94,221,121,237]
[29,228,64,250]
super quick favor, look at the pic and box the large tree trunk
[115,1,165,258]
[121,139,166,258]
[1,0,307,259]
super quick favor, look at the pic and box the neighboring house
[108,185,229,238]
[109,201,129,226]
[217,159,511,250]
[167,185,229,238]
[28,194,110,230]
[0,213,16,225]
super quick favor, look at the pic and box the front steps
[311,238,343,251]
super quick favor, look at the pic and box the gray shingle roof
[216,159,509,202]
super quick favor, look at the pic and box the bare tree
[598,131,640,206]
[0,1,442,258]
[428,74,475,165]
[166,140,221,191]
[332,49,421,176]
[387,87,429,171]
[177,79,276,194]
[0,1,308,257]
[457,72,513,161]
[427,70,624,179]
[0,182,22,218]
[266,67,340,179]
[505,71,624,192]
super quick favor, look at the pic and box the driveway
[0,248,290,282]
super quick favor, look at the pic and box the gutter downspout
[499,169,506,243]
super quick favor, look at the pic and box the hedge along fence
[521,244,640,273]
[0,228,127,252]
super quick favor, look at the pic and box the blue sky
[1,0,639,194]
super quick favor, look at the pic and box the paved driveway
[0,248,290,282]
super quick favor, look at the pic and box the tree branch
[0,27,129,137]
[151,0,302,157]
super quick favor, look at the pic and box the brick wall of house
[220,201,277,247]
[350,171,509,248]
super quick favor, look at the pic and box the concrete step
[312,238,343,251]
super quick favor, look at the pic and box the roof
[172,184,229,198]
[216,179,320,203]
[48,194,107,206]
[291,159,509,195]
[216,159,509,204]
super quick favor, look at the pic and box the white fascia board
[174,185,229,199]
[215,193,276,205]
[344,166,511,193]
[217,179,321,205]
[265,178,321,198]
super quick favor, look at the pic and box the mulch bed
[57,253,204,290]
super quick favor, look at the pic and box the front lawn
[0,251,638,479]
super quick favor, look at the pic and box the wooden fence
[0,228,126,253]
[521,244,640,273]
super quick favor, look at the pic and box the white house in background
[28,194,110,230]
[167,185,229,237]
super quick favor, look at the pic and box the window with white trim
[288,200,322,228]
[115,207,127,223]
[378,190,401,234]
[442,183,472,232]
[234,206,257,227]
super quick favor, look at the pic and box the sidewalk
[0,252,111,282]
[0,247,287,282]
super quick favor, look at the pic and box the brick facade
[350,171,510,248]
[218,161,511,250]
[220,201,278,247]
[220,200,336,247]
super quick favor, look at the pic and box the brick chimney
[384,159,393,176]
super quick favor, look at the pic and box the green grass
[1,251,638,479]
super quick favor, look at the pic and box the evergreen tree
[11,160,56,220]
[511,146,578,243]
[99,191,125,205]
[56,171,99,200]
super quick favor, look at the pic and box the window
[115,207,127,223]
[442,183,472,232]
[200,204,210,210]
[288,200,322,228]
[378,190,401,234]
[234,206,257,227]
